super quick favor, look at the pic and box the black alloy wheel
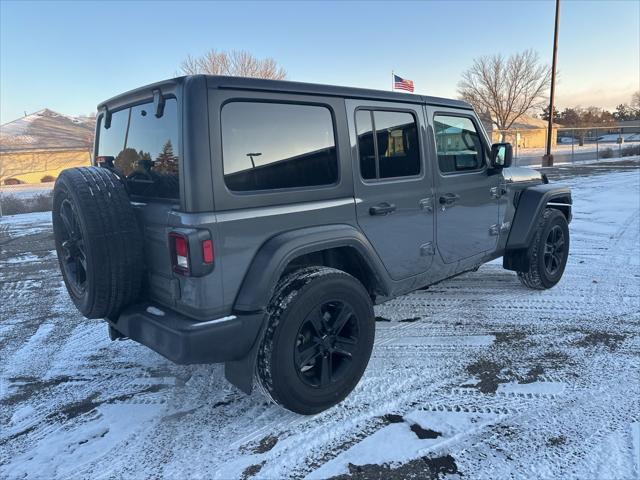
[256,266,375,414]
[294,300,359,388]
[517,208,570,290]
[543,225,566,276]
[57,197,88,296]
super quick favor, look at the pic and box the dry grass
[0,192,53,215]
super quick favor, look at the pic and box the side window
[433,115,484,174]
[221,102,338,192]
[355,109,420,180]
[356,110,376,180]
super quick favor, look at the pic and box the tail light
[169,232,190,275]
[202,239,214,264]
[169,230,215,276]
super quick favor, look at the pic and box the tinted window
[433,115,483,173]
[356,110,376,180]
[97,98,179,199]
[222,102,338,191]
[355,110,420,180]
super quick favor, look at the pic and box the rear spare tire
[52,167,144,318]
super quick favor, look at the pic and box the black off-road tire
[256,266,375,415]
[518,208,570,290]
[52,167,144,319]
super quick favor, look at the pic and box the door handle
[419,198,433,212]
[439,193,460,206]
[369,202,396,216]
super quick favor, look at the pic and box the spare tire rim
[58,198,87,295]
[543,225,565,276]
[294,300,360,388]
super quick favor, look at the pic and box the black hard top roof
[206,75,472,109]
[98,75,472,111]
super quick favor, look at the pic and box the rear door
[426,108,500,263]
[346,99,434,280]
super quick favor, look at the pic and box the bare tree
[458,50,551,131]
[631,90,640,116]
[179,49,287,80]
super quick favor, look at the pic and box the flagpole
[391,70,394,91]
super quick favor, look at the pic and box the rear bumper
[109,303,264,364]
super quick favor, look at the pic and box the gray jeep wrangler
[52,75,571,414]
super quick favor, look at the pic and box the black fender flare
[224,224,391,394]
[232,224,392,312]
[506,184,572,250]
[504,183,572,271]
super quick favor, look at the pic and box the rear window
[221,101,338,192]
[97,98,179,200]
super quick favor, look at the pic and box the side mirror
[490,143,513,169]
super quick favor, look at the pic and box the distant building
[0,109,95,185]
[480,113,560,149]
[615,119,640,134]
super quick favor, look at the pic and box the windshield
[97,98,179,200]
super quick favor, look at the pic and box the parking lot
[1,161,639,479]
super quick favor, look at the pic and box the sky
[1,0,638,123]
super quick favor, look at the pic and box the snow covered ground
[1,163,639,479]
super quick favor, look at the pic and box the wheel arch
[232,224,392,313]
[506,184,572,250]
[226,228,388,395]
[504,184,572,272]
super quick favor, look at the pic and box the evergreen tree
[155,140,178,175]
[541,105,560,122]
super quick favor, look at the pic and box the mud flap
[224,312,267,394]
[503,247,530,272]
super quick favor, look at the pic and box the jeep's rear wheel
[517,208,570,290]
[53,167,144,318]
[256,267,375,414]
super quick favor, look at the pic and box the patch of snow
[496,381,567,396]
[2,322,56,382]
[0,211,52,236]
[306,422,425,479]
[595,133,639,142]
[1,253,42,264]
[389,335,495,346]
[307,410,500,479]
[2,403,164,479]
[632,422,640,477]
[10,405,36,425]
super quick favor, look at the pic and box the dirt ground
[1,160,639,479]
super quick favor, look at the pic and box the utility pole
[543,0,560,167]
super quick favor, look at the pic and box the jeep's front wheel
[256,267,375,414]
[517,208,570,289]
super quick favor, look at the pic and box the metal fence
[493,125,640,167]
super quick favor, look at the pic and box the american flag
[393,74,414,92]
